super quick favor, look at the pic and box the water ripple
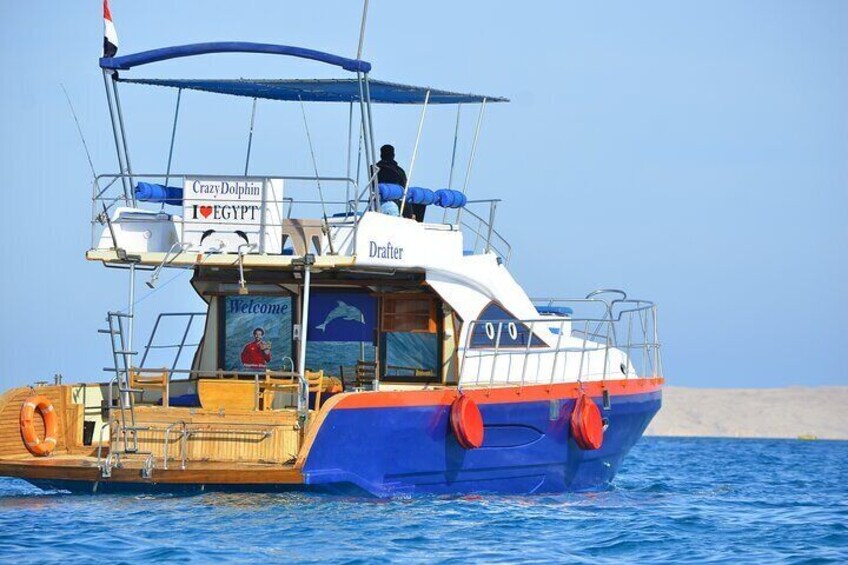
[0,438,846,563]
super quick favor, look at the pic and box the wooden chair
[306,370,325,412]
[129,367,170,407]
[354,361,378,390]
[259,371,298,411]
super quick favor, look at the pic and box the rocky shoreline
[645,386,848,440]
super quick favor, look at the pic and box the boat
[0,29,664,496]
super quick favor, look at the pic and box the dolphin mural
[316,301,365,331]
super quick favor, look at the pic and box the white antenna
[356,0,370,59]
[61,84,97,180]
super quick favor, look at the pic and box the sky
[0,1,845,389]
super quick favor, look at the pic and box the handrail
[458,203,512,264]
[459,298,662,388]
[100,42,372,73]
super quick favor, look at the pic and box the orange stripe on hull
[333,377,664,409]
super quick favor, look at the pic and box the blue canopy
[117,77,507,105]
[100,42,372,73]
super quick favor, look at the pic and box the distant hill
[645,386,848,440]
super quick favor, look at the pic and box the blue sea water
[0,437,845,563]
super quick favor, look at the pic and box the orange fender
[570,391,604,450]
[19,395,59,457]
[450,395,485,449]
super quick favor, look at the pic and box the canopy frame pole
[455,98,487,225]
[355,119,364,201]
[443,104,462,223]
[346,101,354,215]
[111,77,135,204]
[356,0,370,60]
[363,73,379,210]
[353,120,365,226]
[244,97,258,176]
[355,72,375,210]
[127,262,136,385]
[102,71,130,202]
[296,256,314,428]
[164,88,182,187]
[400,89,431,217]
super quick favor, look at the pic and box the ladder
[99,311,146,454]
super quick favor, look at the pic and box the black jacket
[375,158,426,221]
[376,158,407,187]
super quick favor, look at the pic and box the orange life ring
[570,391,603,450]
[450,395,485,449]
[20,395,59,457]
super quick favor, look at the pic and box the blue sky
[0,1,845,389]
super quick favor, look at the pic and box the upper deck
[87,173,512,274]
[90,41,511,273]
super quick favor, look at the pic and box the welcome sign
[182,177,284,254]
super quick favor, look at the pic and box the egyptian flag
[103,0,118,58]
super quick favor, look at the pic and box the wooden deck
[0,384,309,489]
[0,454,303,486]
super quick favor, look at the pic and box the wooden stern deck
[0,454,303,487]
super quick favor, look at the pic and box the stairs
[99,311,148,454]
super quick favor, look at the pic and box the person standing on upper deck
[376,145,423,221]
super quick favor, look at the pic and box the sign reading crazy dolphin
[307,292,376,343]
[182,177,283,254]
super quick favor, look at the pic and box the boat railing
[458,291,662,390]
[91,172,512,263]
[138,312,206,374]
[90,171,368,253]
[458,199,512,264]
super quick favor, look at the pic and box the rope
[117,268,190,314]
[297,96,335,254]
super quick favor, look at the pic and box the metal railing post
[519,322,535,389]
[102,71,130,200]
[400,89,430,217]
[458,321,473,391]
[549,318,566,386]
[297,255,314,425]
[455,98,486,225]
[244,97,258,176]
[488,323,503,390]
[484,200,497,254]
[164,88,182,187]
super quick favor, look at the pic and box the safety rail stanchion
[601,317,611,384]
[577,319,591,385]
[549,318,566,387]
[484,200,497,255]
[638,308,652,378]
[458,321,473,393]
[487,323,504,393]
[519,321,535,392]
[655,307,660,376]
[653,305,661,378]
[625,311,634,379]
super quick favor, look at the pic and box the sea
[0,437,845,564]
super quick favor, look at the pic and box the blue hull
[302,389,662,497]
[16,387,660,497]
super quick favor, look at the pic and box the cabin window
[469,302,543,349]
[305,291,377,376]
[381,295,440,380]
[221,295,294,372]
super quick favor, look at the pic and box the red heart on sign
[199,206,213,218]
